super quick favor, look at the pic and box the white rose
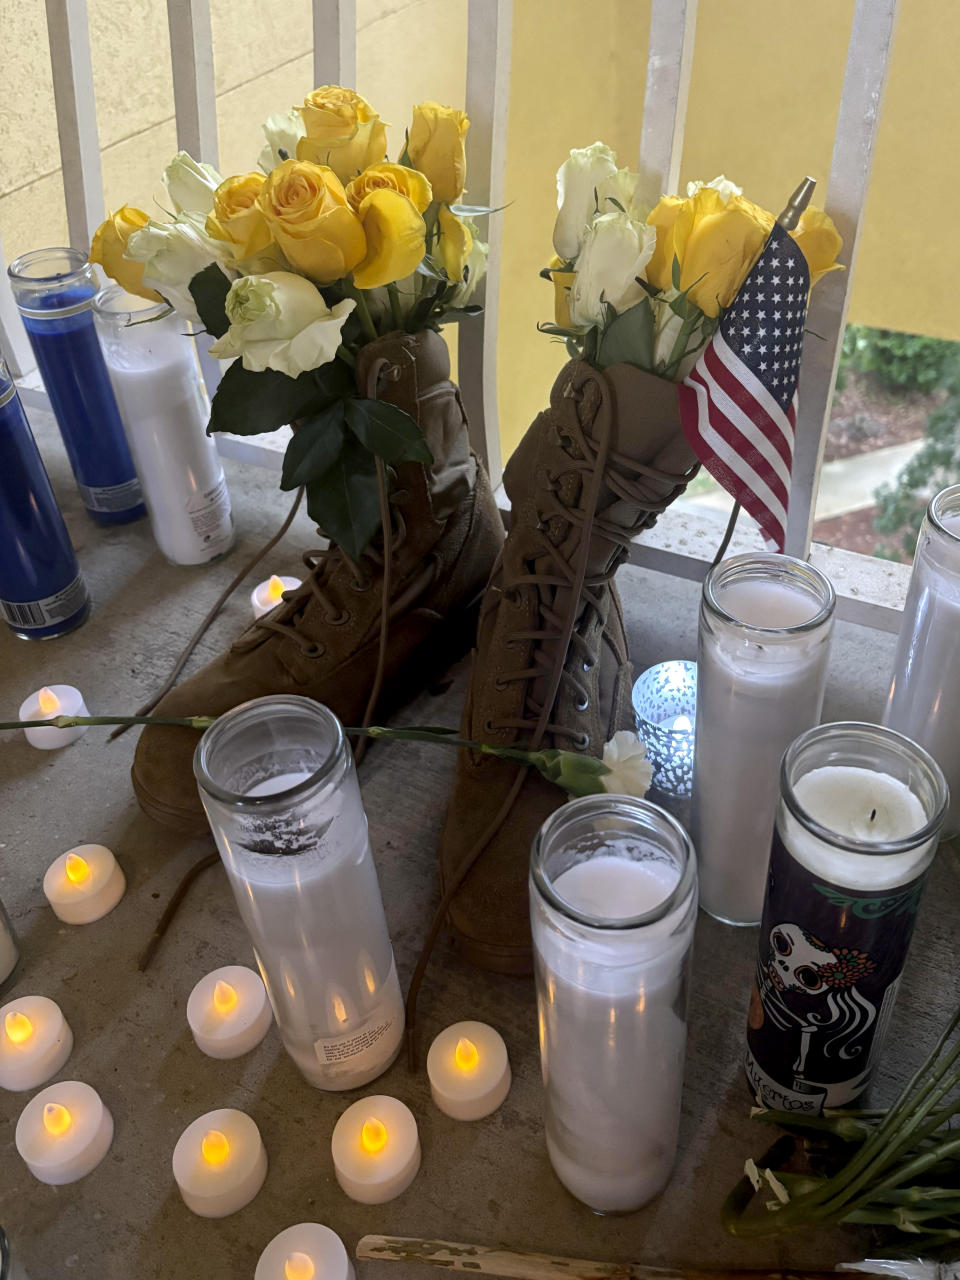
[207,272,355,379]
[568,211,656,329]
[686,174,742,205]
[552,141,618,262]
[258,110,307,173]
[164,151,222,215]
[597,167,647,221]
[450,217,488,306]
[125,213,226,323]
[600,731,653,799]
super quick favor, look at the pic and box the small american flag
[677,222,810,552]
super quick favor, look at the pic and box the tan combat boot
[132,330,504,835]
[437,358,698,973]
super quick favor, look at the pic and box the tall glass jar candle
[8,248,145,525]
[530,796,697,1214]
[691,554,836,925]
[194,696,404,1091]
[93,285,234,566]
[884,484,960,837]
[0,358,90,639]
[746,722,947,1114]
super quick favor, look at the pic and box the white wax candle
[331,1095,420,1203]
[659,713,693,733]
[19,684,89,749]
[427,1021,511,1120]
[251,575,301,619]
[16,1081,113,1184]
[172,1108,268,1218]
[43,844,125,924]
[0,995,73,1091]
[186,965,273,1059]
[255,1223,355,1280]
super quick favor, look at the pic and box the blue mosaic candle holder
[632,661,698,799]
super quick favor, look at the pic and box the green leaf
[344,398,433,464]
[188,263,232,338]
[449,202,509,217]
[208,358,353,436]
[604,196,626,213]
[671,253,682,291]
[440,305,484,320]
[596,299,655,370]
[305,435,381,559]
[280,401,348,491]
[415,255,448,282]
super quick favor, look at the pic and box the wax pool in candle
[16,1080,113,1184]
[254,1223,355,1280]
[186,965,273,1059]
[43,844,125,924]
[427,1021,511,1120]
[0,995,73,1091]
[19,684,90,749]
[716,578,820,628]
[331,1095,420,1203]
[172,1108,267,1217]
[251,575,301,620]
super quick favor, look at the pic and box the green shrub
[841,325,959,394]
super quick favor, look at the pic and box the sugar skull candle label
[745,829,929,1113]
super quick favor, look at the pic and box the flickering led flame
[673,714,693,733]
[267,574,285,602]
[213,980,238,1015]
[4,1010,34,1045]
[201,1129,230,1165]
[284,1253,316,1280]
[65,852,91,884]
[37,687,61,715]
[360,1116,387,1154]
[42,1102,72,1136]
[333,995,348,1024]
[454,1036,479,1071]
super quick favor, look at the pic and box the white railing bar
[458,0,512,489]
[0,235,36,378]
[636,0,697,205]
[312,0,357,89]
[784,0,900,558]
[44,0,104,251]
[166,0,219,166]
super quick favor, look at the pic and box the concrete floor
[1,407,958,1279]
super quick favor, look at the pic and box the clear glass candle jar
[691,553,835,926]
[530,796,697,1214]
[884,484,960,837]
[746,721,947,1114]
[194,696,404,1091]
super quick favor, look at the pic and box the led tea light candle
[251,575,301,620]
[43,844,125,924]
[172,1107,267,1217]
[16,1080,113,1184]
[186,965,273,1059]
[331,1095,420,1203]
[632,661,698,802]
[255,1223,355,1280]
[427,1021,511,1120]
[0,995,73,1091]
[19,684,90,749]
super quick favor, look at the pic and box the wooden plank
[312,0,357,89]
[636,0,697,204]
[457,0,512,488]
[166,0,219,166]
[0,235,36,379]
[784,0,900,557]
[44,0,104,250]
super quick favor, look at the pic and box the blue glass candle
[0,357,90,639]
[8,247,145,525]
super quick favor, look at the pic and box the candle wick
[869,808,877,822]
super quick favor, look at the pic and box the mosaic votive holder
[632,661,697,800]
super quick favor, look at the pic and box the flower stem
[386,282,405,331]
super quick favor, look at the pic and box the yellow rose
[790,206,843,288]
[89,206,163,302]
[436,205,472,282]
[345,163,432,214]
[353,189,426,290]
[296,86,387,184]
[408,102,468,204]
[257,159,365,284]
[206,172,272,260]
[546,254,576,329]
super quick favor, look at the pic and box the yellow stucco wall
[0,0,954,461]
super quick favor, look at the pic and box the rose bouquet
[90,87,489,558]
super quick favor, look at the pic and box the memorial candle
[0,995,73,1091]
[20,684,90,749]
[255,1224,355,1280]
[16,1081,113,1184]
[172,1108,267,1217]
[186,965,273,1059]
[331,1095,420,1203]
[43,845,125,924]
[251,575,301,619]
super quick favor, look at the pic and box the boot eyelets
[351,578,373,594]
[302,642,324,659]
[494,679,508,692]
[483,719,496,734]
[575,695,589,711]
[325,609,351,626]
[571,732,589,749]
[582,658,595,672]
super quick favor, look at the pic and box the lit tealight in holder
[186,965,273,1059]
[43,844,126,924]
[173,1107,267,1217]
[15,1080,113,1184]
[251,574,301,620]
[331,1095,420,1204]
[19,684,90,749]
[632,661,697,802]
[0,995,73,1091]
[427,1020,511,1120]
[255,1223,355,1280]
